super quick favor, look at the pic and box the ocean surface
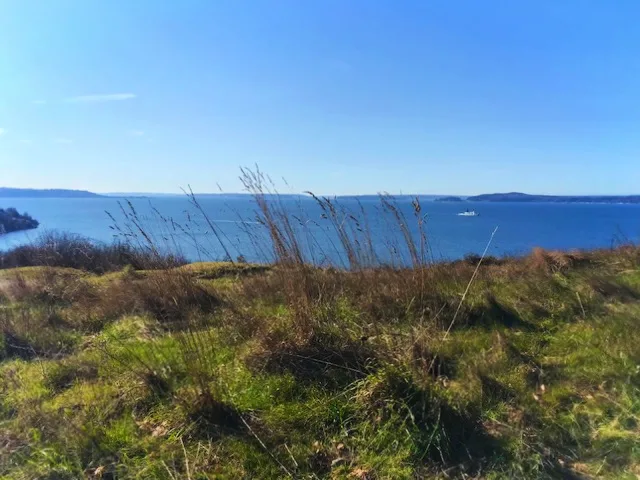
[0,195,638,265]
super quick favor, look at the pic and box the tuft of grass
[1,174,640,478]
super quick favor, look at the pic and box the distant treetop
[0,208,39,234]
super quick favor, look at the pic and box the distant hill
[467,192,640,204]
[104,193,297,199]
[0,207,39,234]
[435,196,465,202]
[334,195,445,202]
[0,188,103,198]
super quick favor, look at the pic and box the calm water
[0,196,638,265]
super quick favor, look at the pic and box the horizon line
[2,187,640,198]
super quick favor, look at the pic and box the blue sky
[1,0,639,195]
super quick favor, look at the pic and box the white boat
[457,209,479,216]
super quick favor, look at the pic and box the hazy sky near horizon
[1,1,639,195]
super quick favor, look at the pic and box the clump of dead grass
[0,231,186,273]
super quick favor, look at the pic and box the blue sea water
[0,196,638,265]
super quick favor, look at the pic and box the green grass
[1,250,640,478]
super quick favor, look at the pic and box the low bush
[0,231,186,273]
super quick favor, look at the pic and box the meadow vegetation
[1,176,639,479]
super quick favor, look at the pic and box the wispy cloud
[31,100,46,105]
[65,93,136,103]
[129,130,145,137]
[53,137,73,144]
[0,128,6,136]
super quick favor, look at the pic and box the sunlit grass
[1,190,639,477]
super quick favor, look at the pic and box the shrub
[0,232,186,273]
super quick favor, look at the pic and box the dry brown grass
[1,241,639,478]
[0,231,186,273]
[528,246,589,273]
[0,263,223,351]
[128,270,221,326]
[0,268,88,305]
[2,173,639,478]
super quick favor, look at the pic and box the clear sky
[1,0,639,195]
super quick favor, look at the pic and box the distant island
[1,187,638,204]
[0,207,39,234]
[435,196,465,202]
[0,188,103,198]
[466,192,640,204]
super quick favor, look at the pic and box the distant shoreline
[0,188,103,199]
[465,192,640,204]
[1,188,640,204]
